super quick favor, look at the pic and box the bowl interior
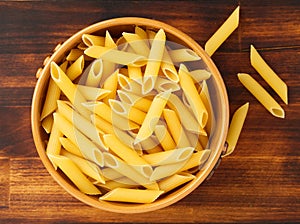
[31,17,229,213]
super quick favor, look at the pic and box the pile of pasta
[41,27,215,204]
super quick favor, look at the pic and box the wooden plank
[0,107,37,158]
[0,158,10,208]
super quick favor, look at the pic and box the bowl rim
[31,17,229,213]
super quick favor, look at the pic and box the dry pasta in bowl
[31,17,229,213]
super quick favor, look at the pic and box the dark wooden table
[0,0,299,223]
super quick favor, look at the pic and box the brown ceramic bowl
[31,17,229,213]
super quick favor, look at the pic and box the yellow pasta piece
[224,102,249,157]
[178,149,211,172]
[142,147,194,166]
[46,122,63,169]
[82,34,105,47]
[154,77,181,92]
[85,58,103,87]
[103,134,152,178]
[40,61,68,120]
[205,6,240,56]
[190,69,212,83]
[238,73,285,118]
[154,125,176,151]
[59,137,83,157]
[66,49,84,61]
[163,109,191,148]
[102,69,119,104]
[101,31,117,84]
[50,62,90,119]
[109,99,146,125]
[161,49,179,83]
[143,29,166,94]
[158,173,195,193]
[61,149,105,184]
[100,188,164,203]
[178,64,208,128]
[118,73,142,94]
[53,112,104,167]
[199,80,214,136]
[122,32,150,57]
[103,152,157,189]
[101,167,123,181]
[117,90,152,112]
[97,177,137,191]
[135,26,149,46]
[83,101,139,130]
[47,154,101,195]
[150,160,188,181]
[57,100,107,150]
[76,84,111,101]
[134,90,171,144]
[41,114,53,134]
[66,55,85,81]
[168,48,201,63]
[84,46,147,67]
[128,65,143,84]
[250,45,288,104]
[167,94,206,135]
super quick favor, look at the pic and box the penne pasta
[46,122,63,169]
[48,154,101,195]
[109,99,146,125]
[250,45,288,104]
[150,160,189,181]
[66,55,85,81]
[57,100,107,150]
[154,77,181,93]
[41,114,53,134]
[161,48,179,82]
[142,147,194,166]
[178,64,208,128]
[205,6,240,56]
[163,109,191,148]
[66,49,84,61]
[128,65,143,84]
[199,80,214,135]
[40,61,68,120]
[103,152,157,189]
[178,149,211,172]
[224,102,249,157]
[135,26,149,46]
[117,90,152,112]
[167,94,206,135]
[97,177,137,191]
[135,90,171,144]
[238,73,285,118]
[143,29,166,94]
[50,62,90,119]
[53,112,104,167]
[122,32,150,57]
[84,46,147,67]
[61,149,105,184]
[118,73,142,94]
[83,101,139,130]
[85,58,103,87]
[158,173,195,193]
[82,34,105,47]
[76,84,111,101]
[190,69,212,83]
[102,69,119,104]
[103,134,152,178]
[101,167,123,181]
[168,48,201,63]
[154,125,176,151]
[59,137,83,157]
[100,187,164,203]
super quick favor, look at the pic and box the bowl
[31,17,229,213]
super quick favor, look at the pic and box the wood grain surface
[0,0,299,223]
